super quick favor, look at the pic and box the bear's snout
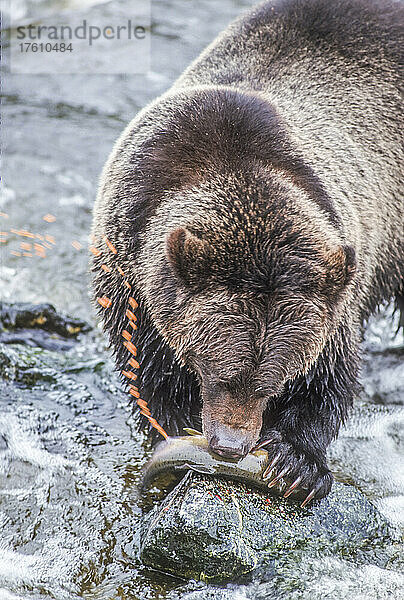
[208,423,253,459]
[202,393,266,460]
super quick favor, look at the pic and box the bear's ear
[166,227,212,285]
[325,245,356,289]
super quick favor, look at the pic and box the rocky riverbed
[0,299,402,599]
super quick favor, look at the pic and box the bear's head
[140,169,356,459]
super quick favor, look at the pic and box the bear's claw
[262,453,281,479]
[266,465,290,488]
[253,438,277,450]
[283,476,303,498]
[301,488,317,508]
[259,435,333,505]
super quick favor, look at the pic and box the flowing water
[1,1,403,598]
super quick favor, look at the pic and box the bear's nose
[209,428,251,460]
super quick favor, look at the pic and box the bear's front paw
[255,435,333,507]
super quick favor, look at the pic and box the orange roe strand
[124,280,132,290]
[118,295,169,439]
[72,240,82,250]
[104,236,117,255]
[89,245,101,256]
[34,242,47,257]
[125,309,137,322]
[11,229,36,239]
[117,266,125,277]
[122,370,137,381]
[128,297,138,310]
[45,234,55,244]
[129,387,141,400]
[124,298,169,440]
[97,296,112,309]
[101,264,112,273]
[43,214,56,223]
[145,415,169,440]
[123,341,137,356]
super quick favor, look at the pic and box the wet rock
[0,344,58,387]
[0,303,99,387]
[0,302,91,350]
[140,473,392,583]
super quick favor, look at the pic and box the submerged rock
[0,302,91,350]
[140,473,392,583]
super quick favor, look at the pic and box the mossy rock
[140,473,391,583]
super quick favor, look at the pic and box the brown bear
[91,0,403,505]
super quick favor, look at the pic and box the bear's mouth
[207,428,254,459]
[201,394,266,460]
